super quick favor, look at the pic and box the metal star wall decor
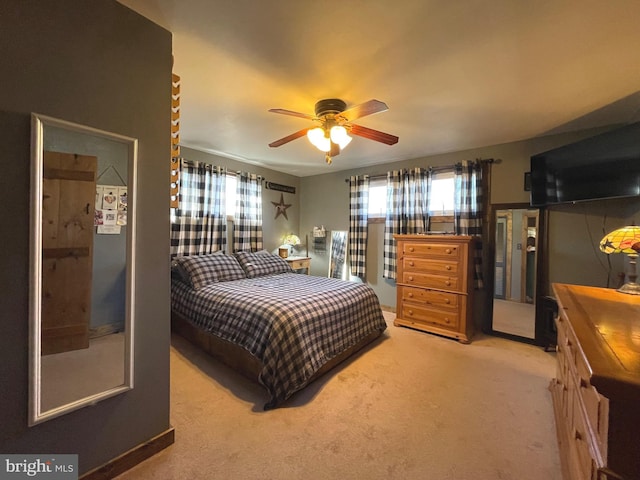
[272,193,292,220]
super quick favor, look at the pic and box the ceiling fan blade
[339,99,388,122]
[268,108,316,120]
[349,124,399,145]
[269,128,310,148]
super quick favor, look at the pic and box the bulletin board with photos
[94,185,127,234]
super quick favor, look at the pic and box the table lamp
[599,225,640,295]
[279,233,301,258]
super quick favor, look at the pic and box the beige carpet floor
[492,298,536,339]
[41,333,125,412]
[116,312,561,480]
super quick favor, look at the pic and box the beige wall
[0,1,172,474]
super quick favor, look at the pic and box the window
[368,178,387,217]
[367,171,455,218]
[225,173,236,218]
[170,172,237,223]
[428,171,454,216]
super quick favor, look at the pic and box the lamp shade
[599,226,640,254]
[283,234,301,246]
[307,127,331,152]
[329,125,352,149]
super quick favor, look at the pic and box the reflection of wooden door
[41,151,97,355]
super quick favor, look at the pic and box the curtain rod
[179,158,266,182]
[344,158,500,182]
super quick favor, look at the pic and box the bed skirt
[170,310,384,407]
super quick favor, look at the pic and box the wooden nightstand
[285,256,311,274]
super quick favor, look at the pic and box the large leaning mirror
[328,231,348,280]
[29,113,137,425]
[491,206,539,340]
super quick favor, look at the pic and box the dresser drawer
[400,286,459,309]
[287,258,310,270]
[399,303,460,330]
[570,377,601,480]
[557,315,577,366]
[402,242,461,260]
[574,347,609,455]
[402,272,460,291]
[402,256,459,276]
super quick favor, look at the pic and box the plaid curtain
[170,159,227,257]
[383,168,430,279]
[454,160,484,288]
[348,175,369,278]
[329,231,348,279]
[233,171,263,252]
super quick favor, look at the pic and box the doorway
[490,205,541,341]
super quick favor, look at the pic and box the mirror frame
[29,113,137,425]
[485,202,546,346]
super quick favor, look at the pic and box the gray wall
[0,1,172,475]
[300,127,640,308]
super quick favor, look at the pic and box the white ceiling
[118,0,640,177]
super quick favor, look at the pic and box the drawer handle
[445,298,450,304]
[445,318,450,323]
[408,276,414,282]
[445,280,451,286]
[407,310,413,316]
[409,247,415,252]
[445,248,452,254]
[409,261,415,267]
[408,292,414,298]
[446,265,452,270]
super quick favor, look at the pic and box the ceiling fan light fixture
[307,127,331,152]
[269,98,397,162]
[330,125,352,149]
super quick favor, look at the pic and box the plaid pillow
[175,253,246,290]
[235,251,293,278]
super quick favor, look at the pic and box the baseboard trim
[380,304,396,313]
[80,427,175,480]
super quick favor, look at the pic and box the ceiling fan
[268,98,399,164]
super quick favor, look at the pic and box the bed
[171,250,387,409]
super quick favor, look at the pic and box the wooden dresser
[551,283,640,480]
[394,234,475,343]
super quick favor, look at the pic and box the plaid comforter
[171,273,387,409]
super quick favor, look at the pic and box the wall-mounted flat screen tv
[530,122,640,207]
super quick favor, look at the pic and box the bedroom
[2,1,640,479]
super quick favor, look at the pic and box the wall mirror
[491,206,539,340]
[328,231,348,279]
[29,113,137,425]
